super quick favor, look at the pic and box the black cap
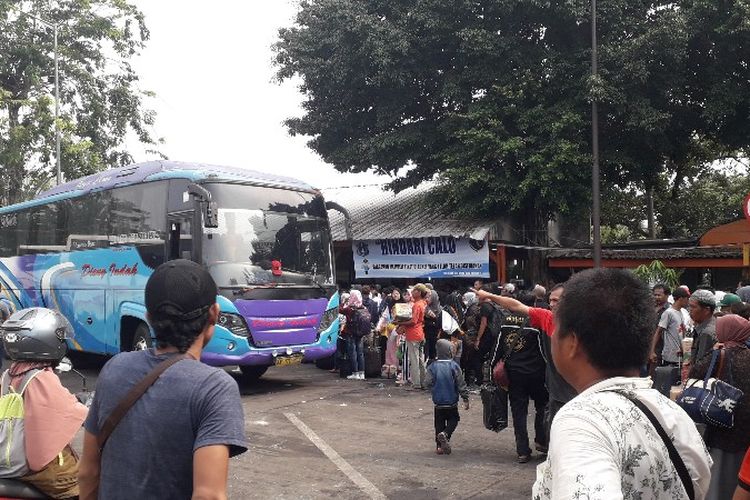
[145,260,217,320]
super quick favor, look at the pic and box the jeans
[407,340,426,387]
[434,406,460,446]
[464,339,483,385]
[347,336,365,373]
[508,370,549,456]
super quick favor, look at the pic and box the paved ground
[56,359,540,499]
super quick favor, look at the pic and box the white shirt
[533,377,712,500]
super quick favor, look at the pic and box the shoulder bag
[612,390,695,500]
[491,324,525,390]
[677,349,744,429]
[97,352,194,451]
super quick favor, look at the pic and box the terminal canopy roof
[322,183,492,242]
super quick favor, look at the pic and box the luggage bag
[364,346,381,378]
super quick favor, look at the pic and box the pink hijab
[716,314,750,349]
[9,362,87,472]
[347,290,363,308]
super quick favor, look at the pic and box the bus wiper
[306,277,328,294]
[228,284,278,296]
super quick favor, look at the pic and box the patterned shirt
[533,377,712,500]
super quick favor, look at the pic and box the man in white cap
[688,289,718,364]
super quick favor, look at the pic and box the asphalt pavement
[54,358,539,499]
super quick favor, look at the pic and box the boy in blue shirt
[425,339,470,455]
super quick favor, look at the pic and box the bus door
[168,211,194,262]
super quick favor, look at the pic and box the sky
[127,0,387,189]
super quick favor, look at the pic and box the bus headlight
[317,306,338,333]
[218,312,250,337]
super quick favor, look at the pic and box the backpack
[349,307,372,338]
[488,304,507,337]
[0,369,42,478]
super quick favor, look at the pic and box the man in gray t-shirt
[650,287,689,365]
[657,308,684,363]
[79,260,248,499]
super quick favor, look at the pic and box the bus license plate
[275,354,303,367]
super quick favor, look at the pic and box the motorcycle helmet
[1,307,72,362]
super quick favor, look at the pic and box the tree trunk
[6,103,26,205]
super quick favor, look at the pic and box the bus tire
[314,355,335,370]
[239,365,268,381]
[132,323,152,352]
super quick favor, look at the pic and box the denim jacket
[424,359,469,407]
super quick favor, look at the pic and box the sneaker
[436,447,444,455]
[358,372,365,380]
[346,373,358,380]
[437,432,451,455]
[535,442,548,455]
[517,454,531,464]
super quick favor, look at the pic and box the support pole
[54,24,61,185]
[591,0,602,268]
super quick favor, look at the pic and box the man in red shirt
[396,284,429,389]
[474,284,575,444]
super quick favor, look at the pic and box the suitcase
[653,365,679,396]
[481,383,508,432]
[364,346,381,378]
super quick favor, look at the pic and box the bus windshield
[202,184,334,288]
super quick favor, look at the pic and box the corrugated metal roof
[322,183,492,241]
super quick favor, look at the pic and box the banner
[352,236,490,279]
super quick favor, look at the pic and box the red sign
[745,193,750,221]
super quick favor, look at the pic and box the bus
[0,161,340,379]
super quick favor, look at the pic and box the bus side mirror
[187,183,219,228]
[204,201,219,228]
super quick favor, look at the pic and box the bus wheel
[132,323,152,351]
[314,355,335,370]
[239,365,268,381]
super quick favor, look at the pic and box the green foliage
[0,0,160,204]
[603,166,750,239]
[276,0,750,232]
[632,260,683,290]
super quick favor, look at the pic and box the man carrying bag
[79,260,248,500]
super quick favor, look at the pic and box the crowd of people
[334,275,750,499]
[2,261,750,499]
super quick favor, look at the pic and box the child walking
[425,339,470,455]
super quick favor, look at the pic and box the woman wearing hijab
[341,290,368,380]
[689,313,750,500]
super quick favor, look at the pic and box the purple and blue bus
[0,161,339,379]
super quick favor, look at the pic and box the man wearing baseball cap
[719,293,743,314]
[688,289,718,364]
[80,260,247,499]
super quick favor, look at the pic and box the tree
[275,0,750,234]
[602,166,750,242]
[0,0,160,205]
[633,260,683,290]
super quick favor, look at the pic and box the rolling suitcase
[364,346,381,378]
[653,365,679,396]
